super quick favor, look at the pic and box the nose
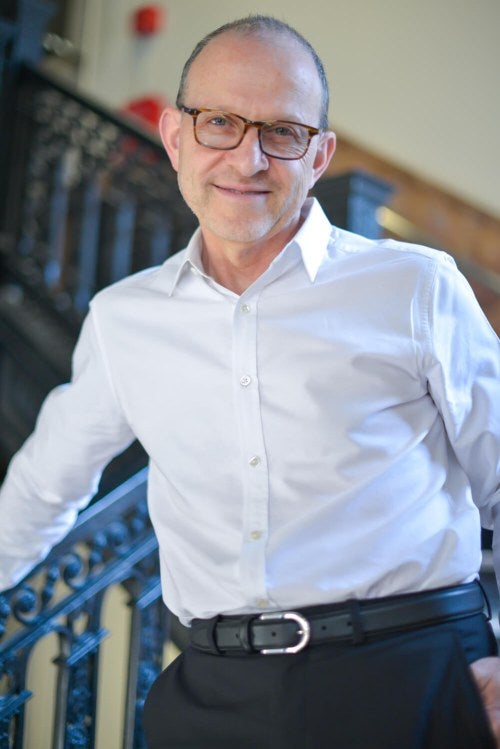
[226,124,269,176]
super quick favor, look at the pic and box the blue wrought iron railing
[0,64,196,328]
[0,60,198,482]
[0,468,169,749]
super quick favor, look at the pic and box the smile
[215,184,270,196]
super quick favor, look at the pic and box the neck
[201,241,281,294]
[200,216,305,294]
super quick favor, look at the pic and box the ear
[309,130,336,189]
[159,106,181,172]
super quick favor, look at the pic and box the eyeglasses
[179,105,321,160]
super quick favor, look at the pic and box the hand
[470,656,500,745]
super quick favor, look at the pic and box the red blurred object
[122,95,168,129]
[132,5,164,36]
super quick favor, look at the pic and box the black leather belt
[190,582,485,655]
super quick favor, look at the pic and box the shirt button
[256,599,269,609]
[240,304,251,313]
[249,456,260,467]
[240,375,252,387]
[250,530,262,541]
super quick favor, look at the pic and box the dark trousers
[143,612,497,748]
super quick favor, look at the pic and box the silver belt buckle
[258,611,311,655]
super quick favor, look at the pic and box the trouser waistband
[190,582,486,655]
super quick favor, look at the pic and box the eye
[200,113,240,135]
[272,125,294,138]
[208,115,229,127]
[265,123,304,143]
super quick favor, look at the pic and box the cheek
[176,163,198,213]
[299,154,318,192]
[177,149,204,197]
[177,147,222,189]
[281,163,314,202]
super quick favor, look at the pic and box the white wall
[74,0,500,218]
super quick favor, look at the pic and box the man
[1,14,500,749]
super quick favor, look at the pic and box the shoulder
[328,229,463,299]
[333,227,456,272]
[90,249,188,311]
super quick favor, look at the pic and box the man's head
[159,15,336,255]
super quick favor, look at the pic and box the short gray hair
[175,15,330,130]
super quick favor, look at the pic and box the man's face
[161,32,335,254]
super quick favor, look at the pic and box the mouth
[214,184,271,197]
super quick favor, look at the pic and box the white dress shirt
[0,198,499,625]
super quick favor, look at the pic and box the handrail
[16,64,166,149]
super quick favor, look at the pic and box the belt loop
[349,599,366,645]
[476,578,492,621]
[207,615,222,654]
[193,615,222,655]
[238,615,256,653]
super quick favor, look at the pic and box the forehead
[184,31,322,123]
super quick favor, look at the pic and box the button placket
[232,294,269,604]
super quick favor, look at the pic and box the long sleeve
[423,256,500,529]
[0,310,135,591]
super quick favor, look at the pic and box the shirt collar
[163,228,205,295]
[284,197,333,282]
[164,196,334,296]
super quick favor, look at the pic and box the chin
[208,219,277,245]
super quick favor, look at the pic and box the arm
[0,310,135,590]
[424,257,500,539]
